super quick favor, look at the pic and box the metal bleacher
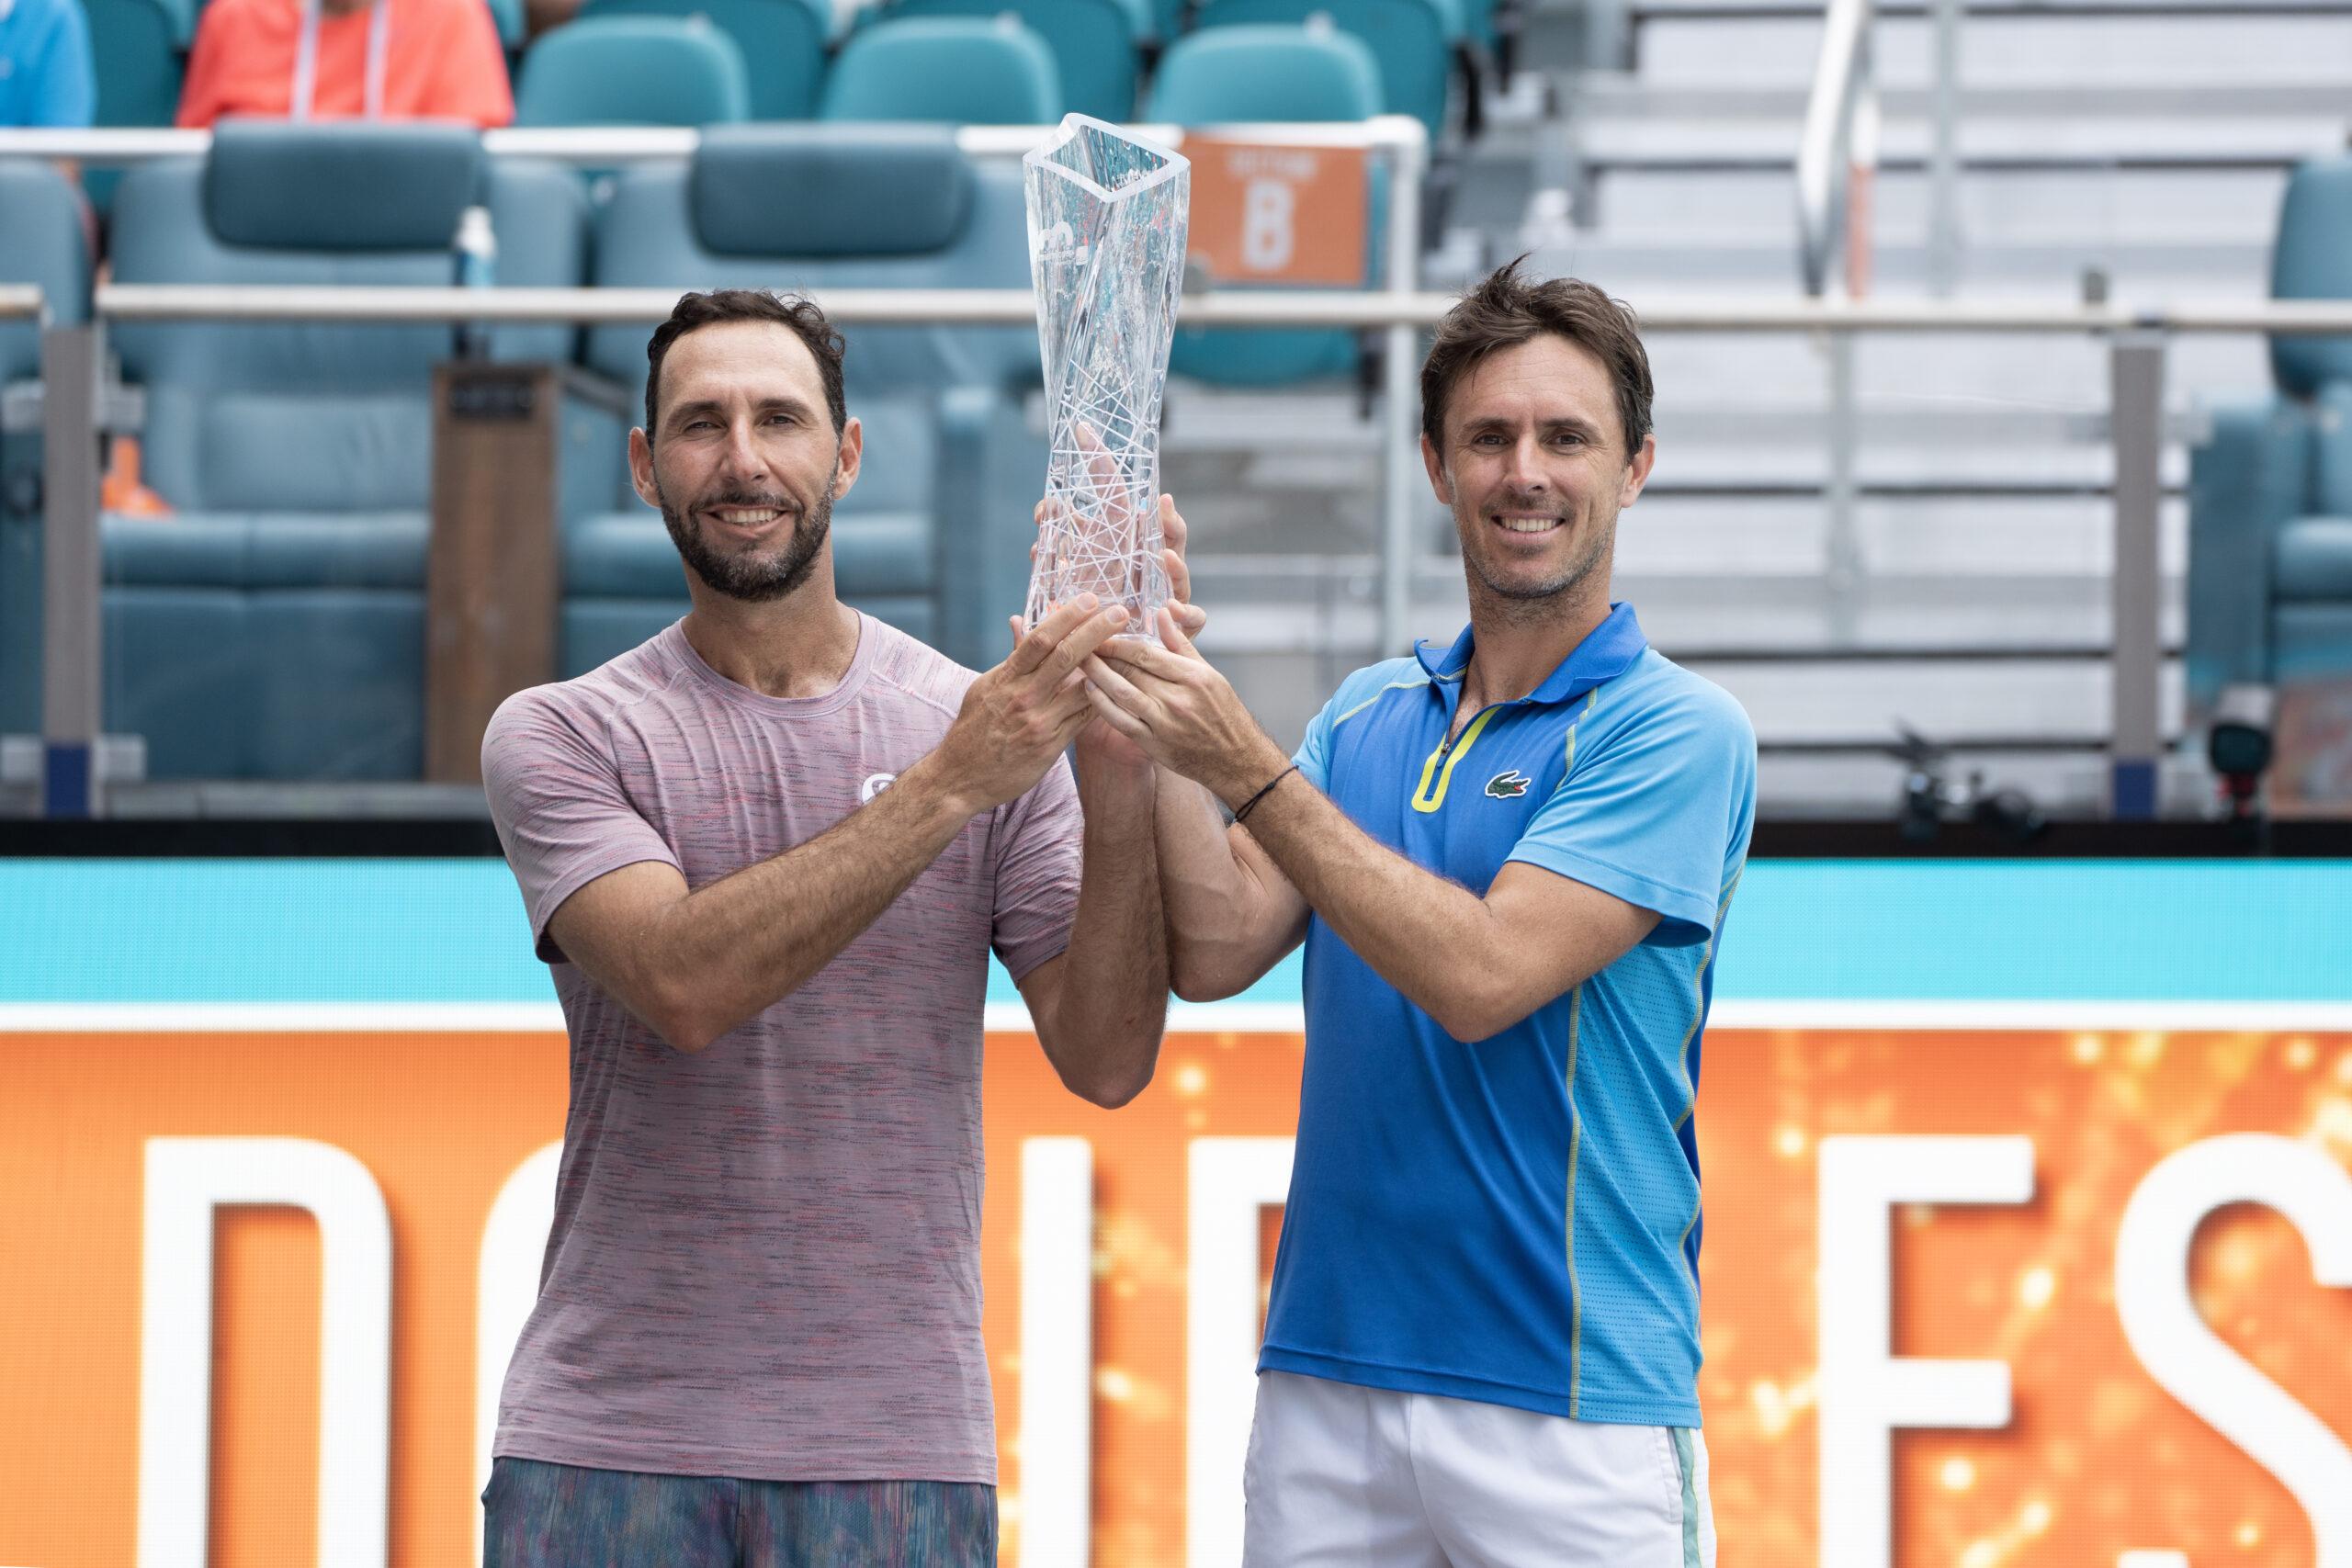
[1178,0,2352,818]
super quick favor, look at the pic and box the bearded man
[479,288,1171,1566]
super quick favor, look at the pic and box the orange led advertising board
[1,1021,2348,1568]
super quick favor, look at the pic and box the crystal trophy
[1023,114,1191,644]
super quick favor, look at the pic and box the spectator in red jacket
[177,0,513,129]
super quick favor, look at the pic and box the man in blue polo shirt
[1085,262,1755,1567]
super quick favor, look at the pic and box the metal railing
[9,125,2352,818]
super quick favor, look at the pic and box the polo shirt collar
[1412,602,1649,707]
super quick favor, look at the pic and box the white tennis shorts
[1241,1370,1717,1568]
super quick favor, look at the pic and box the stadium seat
[579,123,1046,673]
[0,161,96,739]
[2188,155,2352,731]
[1193,0,1453,141]
[883,0,1139,122]
[514,16,752,127]
[1149,24,1384,387]
[100,122,607,780]
[575,0,830,120]
[1148,20,1382,121]
[820,17,1061,125]
[485,0,526,49]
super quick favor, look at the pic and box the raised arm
[539,599,1126,1054]
[1086,615,1658,1042]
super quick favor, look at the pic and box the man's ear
[628,427,661,510]
[1420,431,1453,505]
[1619,432,1657,510]
[831,415,864,500]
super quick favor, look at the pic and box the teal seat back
[109,122,587,510]
[576,0,829,119]
[485,0,525,47]
[1151,25,1384,387]
[1195,0,1451,140]
[588,122,1038,400]
[515,16,752,126]
[2272,156,2352,398]
[1148,22,1382,122]
[885,0,1136,122]
[0,160,91,378]
[820,17,1061,125]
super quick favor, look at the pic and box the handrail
[86,284,2352,334]
[0,283,43,321]
[1795,0,1874,297]
[0,117,1428,167]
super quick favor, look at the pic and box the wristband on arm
[1231,763,1300,825]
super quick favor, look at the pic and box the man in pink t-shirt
[480,288,1175,1566]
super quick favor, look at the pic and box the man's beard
[1461,506,1612,606]
[657,462,837,604]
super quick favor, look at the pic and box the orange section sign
[1183,138,1368,288]
[3,1024,2351,1568]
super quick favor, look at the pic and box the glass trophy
[1023,114,1191,644]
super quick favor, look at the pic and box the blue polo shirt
[1258,603,1756,1427]
[0,0,95,128]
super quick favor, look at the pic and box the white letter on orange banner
[139,1136,392,1568]
[1816,1135,2033,1568]
[1020,1136,1094,1568]
[2116,1134,2352,1568]
[1186,1136,1294,1568]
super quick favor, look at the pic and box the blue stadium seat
[2188,155,2352,728]
[576,0,830,120]
[578,123,1046,673]
[514,16,752,127]
[0,161,95,739]
[485,0,526,49]
[883,0,1138,122]
[1193,0,1453,141]
[1150,25,1384,387]
[101,122,605,780]
[1148,20,1381,121]
[821,17,1061,125]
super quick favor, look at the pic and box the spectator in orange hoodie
[177,0,514,129]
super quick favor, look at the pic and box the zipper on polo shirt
[1409,704,1506,813]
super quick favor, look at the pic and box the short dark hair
[643,288,847,439]
[1419,260,1653,460]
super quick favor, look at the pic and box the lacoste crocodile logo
[1485,770,1531,799]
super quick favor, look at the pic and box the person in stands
[0,0,96,128]
[177,0,513,128]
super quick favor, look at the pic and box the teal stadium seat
[485,0,525,49]
[514,16,752,126]
[883,0,1139,122]
[575,124,1047,673]
[0,161,95,739]
[2188,155,2352,729]
[821,17,1061,125]
[101,123,610,780]
[1149,25,1384,387]
[575,0,830,120]
[1193,0,1454,141]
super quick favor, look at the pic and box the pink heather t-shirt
[481,615,1082,1483]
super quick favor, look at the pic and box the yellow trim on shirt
[1410,705,1503,813]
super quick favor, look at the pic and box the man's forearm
[1041,762,1169,1106]
[1155,772,1305,1000]
[622,754,982,1050]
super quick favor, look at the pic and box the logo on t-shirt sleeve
[1485,769,1531,799]
[860,773,898,804]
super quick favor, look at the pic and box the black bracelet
[1231,763,1300,825]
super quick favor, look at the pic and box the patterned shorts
[482,1457,998,1568]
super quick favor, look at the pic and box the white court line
[3,999,2349,1034]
